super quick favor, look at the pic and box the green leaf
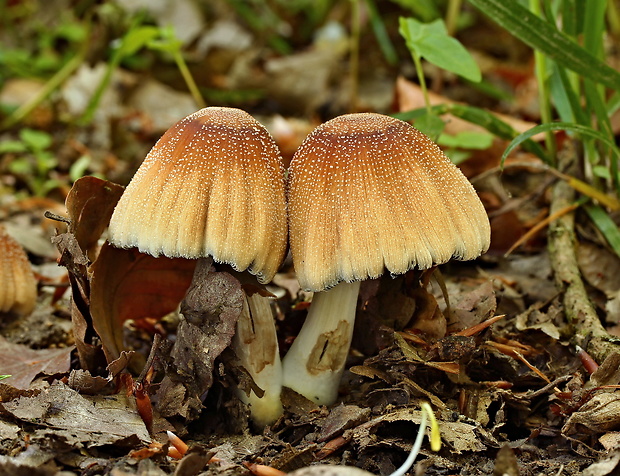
[36,151,58,173]
[8,158,33,175]
[593,165,612,180]
[70,155,91,182]
[413,112,445,141]
[467,0,620,91]
[0,140,27,154]
[19,129,52,151]
[56,21,88,43]
[443,149,472,165]
[147,26,182,53]
[437,131,494,149]
[398,17,481,82]
[118,26,160,57]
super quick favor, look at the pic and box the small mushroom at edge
[0,224,37,317]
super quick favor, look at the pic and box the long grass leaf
[502,122,620,165]
[584,204,620,257]
[467,0,620,91]
[555,66,590,125]
[365,0,399,65]
[583,0,606,58]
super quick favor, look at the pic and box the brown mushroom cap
[108,107,287,283]
[0,225,37,316]
[288,113,490,292]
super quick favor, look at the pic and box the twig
[44,211,71,225]
[504,202,580,257]
[547,142,620,362]
[136,334,161,384]
[521,375,572,399]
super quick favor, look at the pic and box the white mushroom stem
[232,290,283,426]
[282,281,361,405]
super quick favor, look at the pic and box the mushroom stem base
[281,281,361,405]
[233,291,283,426]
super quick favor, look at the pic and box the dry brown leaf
[407,286,446,340]
[1,381,150,446]
[53,177,125,370]
[450,281,497,332]
[563,391,620,435]
[318,404,371,443]
[65,176,124,262]
[0,336,71,389]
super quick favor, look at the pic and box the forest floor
[1,2,620,475]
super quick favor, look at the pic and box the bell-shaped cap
[0,225,37,316]
[288,113,490,292]
[108,107,287,283]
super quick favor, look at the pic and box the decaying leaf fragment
[1,381,150,447]
[157,259,244,421]
[51,176,124,370]
[0,335,71,390]
[563,391,620,435]
[345,407,494,465]
[65,175,124,262]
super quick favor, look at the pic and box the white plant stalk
[282,281,361,405]
[233,291,283,426]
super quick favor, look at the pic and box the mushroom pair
[108,107,490,423]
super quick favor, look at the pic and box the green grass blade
[365,0,399,66]
[584,204,620,257]
[584,79,614,139]
[501,122,620,166]
[583,0,606,58]
[608,91,620,116]
[549,64,576,123]
[554,65,590,125]
[467,0,620,91]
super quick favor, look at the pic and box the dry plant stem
[232,291,283,426]
[282,281,361,405]
[548,146,618,362]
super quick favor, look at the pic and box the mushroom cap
[108,107,287,284]
[288,113,490,292]
[0,225,37,316]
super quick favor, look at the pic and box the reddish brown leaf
[65,176,124,262]
[90,242,196,362]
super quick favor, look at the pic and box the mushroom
[0,224,37,317]
[108,107,287,425]
[282,112,490,405]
